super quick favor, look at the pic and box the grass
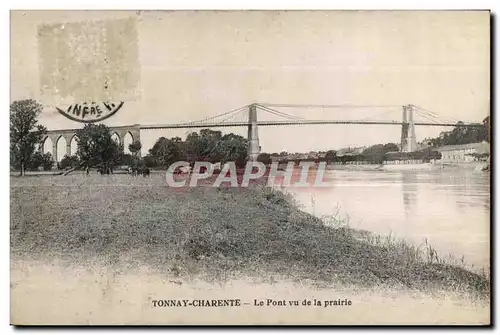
[10,174,490,298]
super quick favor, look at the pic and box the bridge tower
[401,104,417,152]
[247,103,261,161]
[406,104,417,152]
[400,105,409,152]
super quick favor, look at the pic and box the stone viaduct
[42,124,141,162]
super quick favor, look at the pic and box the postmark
[56,101,124,123]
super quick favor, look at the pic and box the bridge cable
[258,103,403,123]
[194,105,249,124]
[410,106,447,123]
[411,105,460,124]
[218,107,249,124]
[255,105,304,121]
[179,105,249,126]
[411,108,444,124]
[413,109,453,124]
[257,103,403,122]
[353,109,401,122]
[257,103,402,109]
[413,110,444,124]
[255,104,305,120]
[420,110,458,124]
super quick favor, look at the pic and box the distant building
[436,142,489,163]
[336,146,366,156]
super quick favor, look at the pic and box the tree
[483,115,490,143]
[149,137,183,168]
[142,155,157,168]
[10,99,47,176]
[426,119,489,147]
[75,123,123,173]
[325,150,337,162]
[118,154,135,167]
[256,153,272,165]
[27,151,54,171]
[362,143,400,164]
[41,153,54,170]
[215,133,248,167]
[127,140,142,168]
[147,131,248,168]
[383,143,399,152]
[59,155,80,170]
[184,129,222,162]
[362,144,386,164]
[128,140,142,157]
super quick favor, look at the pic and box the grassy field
[10,173,490,298]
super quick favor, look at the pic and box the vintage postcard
[10,10,491,325]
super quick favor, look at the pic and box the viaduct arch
[42,124,141,162]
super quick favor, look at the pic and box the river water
[279,166,491,269]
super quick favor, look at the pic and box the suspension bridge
[44,103,484,162]
[139,103,474,129]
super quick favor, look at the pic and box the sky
[10,10,490,156]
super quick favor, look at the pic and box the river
[279,166,490,270]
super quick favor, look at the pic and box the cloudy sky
[11,10,490,155]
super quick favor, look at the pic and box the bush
[119,154,136,167]
[257,153,272,165]
[27,151,54,171]
[142,155,157,168]
[59,155,80,170]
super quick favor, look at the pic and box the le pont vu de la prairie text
[151,298,352,308]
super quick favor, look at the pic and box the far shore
[9,159,489,177]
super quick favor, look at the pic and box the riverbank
[11,175,489,297]
[324,161,490,172]
[10,159,490,178]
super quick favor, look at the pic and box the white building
[436,141,489,163]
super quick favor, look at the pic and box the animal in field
[127,166,150,177]
[97,166,112,175]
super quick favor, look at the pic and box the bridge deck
[138,121,482,130]
[45,121,483,133]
